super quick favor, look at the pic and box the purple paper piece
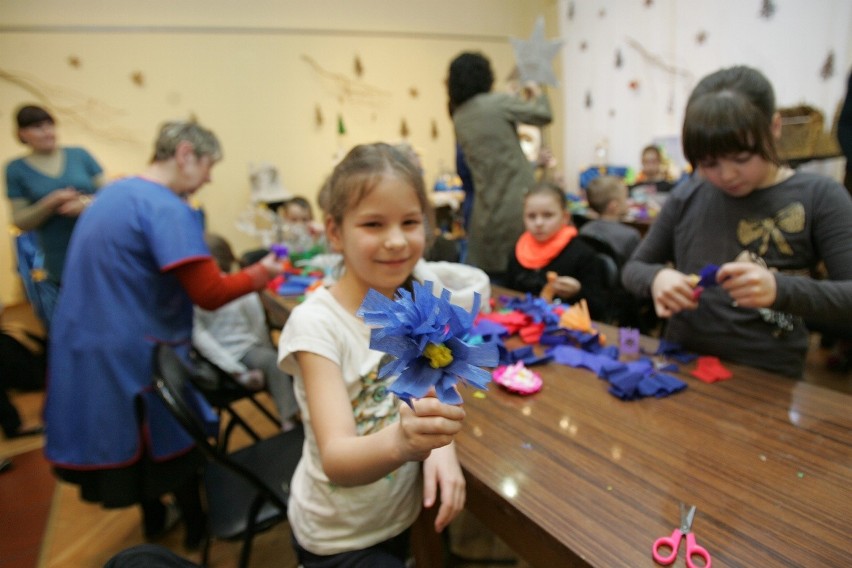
[270,243,289,258]
[619,328,641,356]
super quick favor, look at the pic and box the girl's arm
[297,350,466,487]
[422,442,465,533]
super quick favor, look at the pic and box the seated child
[630,144,674,193]
[580,175,642,265]
[277,196,325,255]
[506,182,607,319]
[193,233,298,430]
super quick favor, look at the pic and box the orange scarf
[515,226,577,269]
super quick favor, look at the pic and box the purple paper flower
[357,281,499,405]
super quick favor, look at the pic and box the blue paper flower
[357,281,500,405]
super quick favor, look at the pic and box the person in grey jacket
[447,52,552,284]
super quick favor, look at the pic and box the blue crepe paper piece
[357,281,500,405]
[507,345,553,366]
[698,264,720,288]
[502,294,560,325]
[637,373,687,398]
[549,346,687,400]
[608,371,645,400]
[654,339,698,363]
[471,319,509,338]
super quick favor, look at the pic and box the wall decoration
[628,80,640,91]
[510,16,564,86]
[567,2,575,21]
[644,0,654,6]
[409,87,419,98]
[0,68,137,144]
[696,31,708,45]
[337,114,346,135]
[400,118,409,138]
[131,71,145,87]
[315,105,323,127]
[354,55,363,77]
[301,54,389,107]
[585,91,592,108]
[598,9,607,18]
[580,41,588,52]
[431,119,439,140]
[615,49,623,68]
[820,51,834,80]
[67,56,81,68]
[760,0,777,19]
[625,37,694,82]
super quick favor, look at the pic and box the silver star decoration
[510,16,564,87]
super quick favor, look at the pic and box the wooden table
[452,326,852,567]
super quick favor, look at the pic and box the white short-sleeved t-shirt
[278,286,421,555]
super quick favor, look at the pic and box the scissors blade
[680,504,697,533]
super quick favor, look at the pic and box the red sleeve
[171,258,272,310]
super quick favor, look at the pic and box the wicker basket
[777,105,824,161]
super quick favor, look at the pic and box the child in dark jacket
[506,182,607,318]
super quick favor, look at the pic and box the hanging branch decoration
[615,49,623,68]
[624,37,694,82]
[760,0,777,19]
[696,31,708,45]
[301,54,390,108]
[580,41,588,52]
[131,71,145,87]
[67,56,81,68]
[337,114,346,135]
[354,55,363,77]
[409,87,419,98]
[644,0,654,6]
[400,118,409,138]
[510,16,564,87]
[0,68,138,145]
[314,105,323,127]
[820,51,834,80]
[431,119,439,140]
[585,91,593,108]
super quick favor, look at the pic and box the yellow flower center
[423,342,453,369]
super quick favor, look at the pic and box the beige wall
[0,0,564,304]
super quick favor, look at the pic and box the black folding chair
[152,344,303,568]
[188,350,282,449]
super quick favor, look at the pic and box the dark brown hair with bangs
[682,66,780,167]
[324,142,433,242]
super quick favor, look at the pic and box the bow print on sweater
[736,202,805,256]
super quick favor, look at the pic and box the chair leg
[247,394,282,428]
[238,497,265,568]
[221,409,261,448]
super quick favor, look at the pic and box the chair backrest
[595,252,619,291]
[152,343,288,511]
[577,233,625,268]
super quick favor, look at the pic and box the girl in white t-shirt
[278,143,466,566]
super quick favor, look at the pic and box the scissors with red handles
[652,502,712,568]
